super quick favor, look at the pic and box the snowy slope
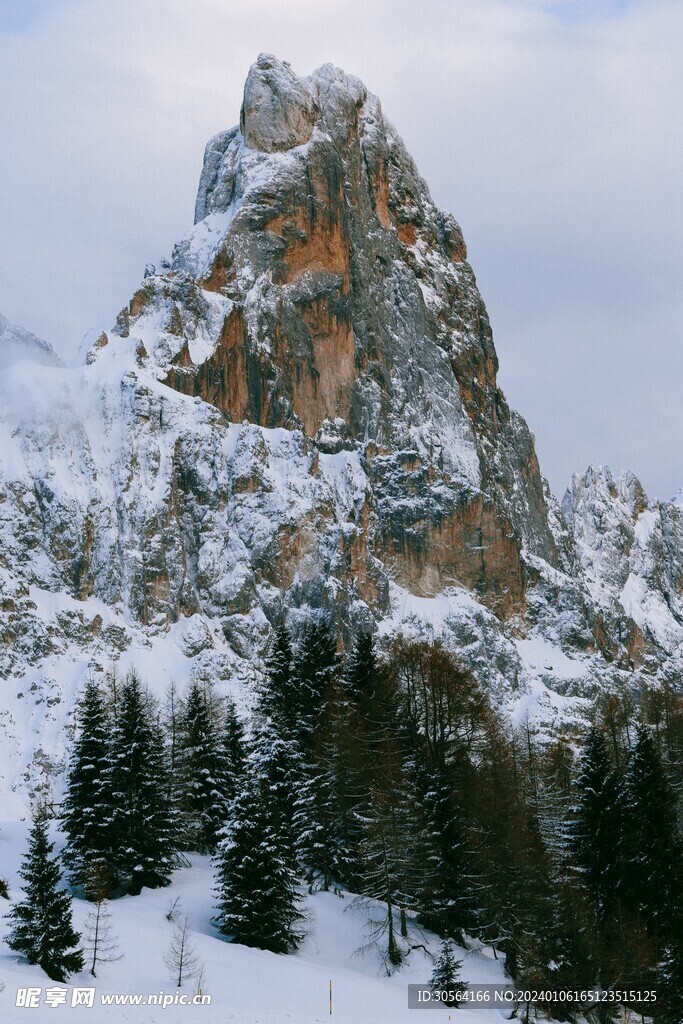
[0,821,514,1024]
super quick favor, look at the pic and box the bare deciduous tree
[164,914,199,987]
[83,861,122,977]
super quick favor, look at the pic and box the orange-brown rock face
[110,54,559,618]
[380,494,525,617]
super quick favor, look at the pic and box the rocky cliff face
[112,54,557,616]
[1,55,681,808]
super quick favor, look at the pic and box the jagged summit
[0,312,62,369]
[97,54,557,609]
[240,53,319,153]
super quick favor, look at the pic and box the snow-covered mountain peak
[4,56,683,809]
[0,313,62,370]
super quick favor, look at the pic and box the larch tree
[164,914,200,987]
[82,861,122,977]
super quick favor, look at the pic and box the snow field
[0,820,514,1024]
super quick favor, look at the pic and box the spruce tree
[400,750,449,932]
[177,682,230,853]
[573,726,625,918]
[214,675,305,953]
[290,619,339,743]
[61,678,112,895]
[103,670,176,894]
[623,727,683,937]
[656,920,683,1024]
[249,710,303,854]
[344,629,377,709]
[261,621,295,726]
[221,698,245,807]
[163,679,183,810]
[6,816,84,981]
[293,680,362,891]
[294,757,342,893]
[430,939,466,1007]
[213,770,303,953]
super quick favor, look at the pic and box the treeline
[214,626,683,1021]
[6,622,683,1023]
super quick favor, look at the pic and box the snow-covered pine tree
[249,683,305,853]
[572,726,625,919]
[656,918,683,1024]
[623,726,683,937]
[293,678,363,891]
[221,698,245,807]
[399,749,449,933]
[177,682,231,853]
[430,938,466,1007]
[103,670,176,894]
[535,740,597,993]
[411,760,468,937]
[213,673,305,953]
[293,755,337,892]
[163,679,183,810]
[6,815,84,981]
[213,770,304,953]
[290,619,340,744]
[61,677,112,895]
[261,620,295,726]
[344,629,377,709]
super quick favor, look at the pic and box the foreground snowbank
[0,820,513,1024]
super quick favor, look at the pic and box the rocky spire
[108,55,559,605]
[240,54,318,153]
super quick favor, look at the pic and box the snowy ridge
[0,314,62,370]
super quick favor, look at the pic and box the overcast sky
[1,0,681,499]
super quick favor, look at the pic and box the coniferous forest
[10,618,683,1022]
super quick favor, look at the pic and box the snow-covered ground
[0,820,515,1024]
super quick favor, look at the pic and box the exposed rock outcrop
[122,55,559,616]
[1,56,681,805]
[241,53,318,152]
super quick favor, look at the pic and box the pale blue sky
[0,0,681,500]
[0,0,65,32]
[546,0,633,20]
